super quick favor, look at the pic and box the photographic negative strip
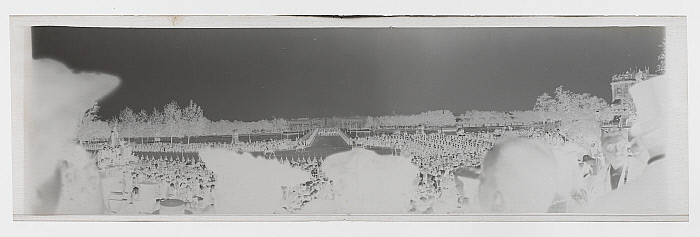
[10,15,689,222]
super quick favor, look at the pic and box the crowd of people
[276,158,334,213]
[408,170,471,214]
[349,126,628,214]
[88,142,217,214]
[132,155,216,212]
[351,131,490,213]
[87,137,336,214]
[85,139,304,155]
[93,145,137,169]
[34,54,670,217]
[355,132,496,173]
[497,128,567,147]
[84,120,660,215]
[83,70,666,215]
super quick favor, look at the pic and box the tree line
[77,86,625,147]
[77,100,287,142]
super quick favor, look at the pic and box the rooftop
[612,67,658,83]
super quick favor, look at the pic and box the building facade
[608,67,658,128]
[325,116,367,129]
[610,67,656,102]
[287,117,368,131]
[287,118,325,131]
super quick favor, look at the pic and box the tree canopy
[534,86,613,146]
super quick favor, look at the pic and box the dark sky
[32,26,664,121]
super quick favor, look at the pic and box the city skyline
[32,26,665,121]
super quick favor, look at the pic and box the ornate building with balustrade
[608,67,659,128]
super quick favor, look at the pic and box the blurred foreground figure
[24,59,119,214]
[548,143,590,212]
[453,166,480,212]
[198,149,310,214]
[587,75,668,214]
[299,148,419,214]
[478,139,558,213]
[588,131,645,201]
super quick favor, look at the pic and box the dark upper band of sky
[31,26,664,121]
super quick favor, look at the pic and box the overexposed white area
[300,148,419,214]
[23,59,119,214]
[198,149,311,214]
[550,143,589,200]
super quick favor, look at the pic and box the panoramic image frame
[10,16,688,222]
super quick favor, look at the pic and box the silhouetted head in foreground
[478,138,558,213]
[627,75,668,160]
[25,59,119,214]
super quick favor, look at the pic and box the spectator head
[601,131,629,169]
[629,137,651,163]
[478,138,558,213]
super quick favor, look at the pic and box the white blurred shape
[198,149,311,214]
[24,59,120,214]
[550,143,587,196]
[300,148,419,214]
